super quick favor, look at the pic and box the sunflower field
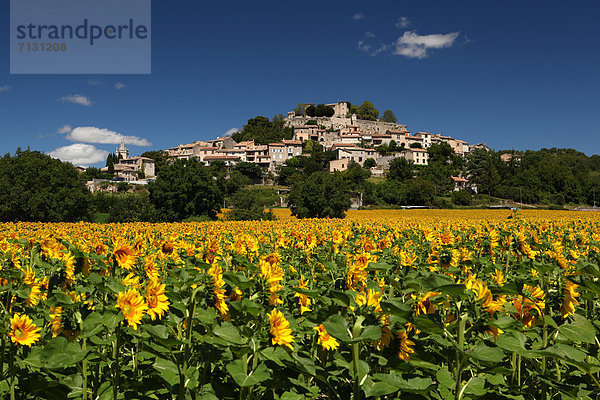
[2,210,600,399]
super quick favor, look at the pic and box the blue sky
[1,0,600,166]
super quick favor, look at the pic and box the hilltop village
[99,101,485,187]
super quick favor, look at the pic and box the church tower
[116,136,129,160]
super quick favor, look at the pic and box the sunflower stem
[9,345,15,400]
[112,325,120,399]
[455,313,467,400]
[82,337,88,400]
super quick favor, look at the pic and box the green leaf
[467,342,505,363]
[153,357,179,387]
[214,323,246,345]
[351,325,382,343]
[145,324,169,339]
[436,367,454,388]
[558,314,597,344]
[323,314,351,343]
[22,337,88,370]
[226,360,271,387]
[496,331,528,354]
[462,376,486,396]
[362,377,398,397]
[372,372,433,392]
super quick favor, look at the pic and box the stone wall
[286,116,408,135]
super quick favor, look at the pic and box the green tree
[314,104,335,117]
[232,162,264,184]
[293,103,305,117]
[305,105,316,117]
[409,142,423,149]
[357,101,380,121]
[288,172,351,218]
[381,110,397,123]
[363,158,377,169]
[232,116,293,145]
[452,190,472,206]
[226,188,277,221]
[0,150,91,222]
[140,150,168,176]
[387,157,413,181]
[149,158,224,221]
[405,179,435,206]
[343,161,371,190]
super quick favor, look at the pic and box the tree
[288,172,351,218]
[232,116,293,145]
[314,104,335,117]
[0,150,91,222]
[226,188,277,221]
[357,101,380,121]
[405,179,435,206]
[363,158,377,169]
[381,110,397,123]
[293,103,305,117]
[452,190,472,206]
[387,157,413,181]
[305,105,317,117]
[343,161,371,190]
[232,162,264,184]
[409,142,423,149]
[140,150,168,176]
[149,158,224,221]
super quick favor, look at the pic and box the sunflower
[116,288,148,330]
[9,313,41,346]
[314,324,339,351]
[268,308,294,350]
[48,307,63,338]
[397,330,415,361]
[561,280,580,318]
[113,240,137,270]
[145,279,170,321]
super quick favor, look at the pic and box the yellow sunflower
[113,240,137,270]
[9,313,41,346]
[268,308,294,350]
[116,288,148,330]
[314,324,339,351]
[145,279,170,321]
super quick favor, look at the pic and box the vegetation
[288,171,351,218]
[2,211,600,398]
[380,109,397,123]
[149,158,224,221]
[226,188,277,221]
[467,147,600,205]
[232,116,293,145]
[305,104,335,118]
[0,150,90,222]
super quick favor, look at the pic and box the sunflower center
[14,328,26,340]
[147,294,158,308]
[123,304,133,316]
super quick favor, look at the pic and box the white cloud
[358,41,388,56]
[61,94,92,106]
[393,31,459,59]
[365,31,376,38]
[48,143,109,166]
[0,85,10,92]
[396,17,411,29]
[87,80,104,86]
[353,12,365,20]
[223,128,239,137]
[115,82,126,90]
[57,125,72,134]
[66,126,152,146]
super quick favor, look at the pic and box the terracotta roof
[268,143,284,147]
[282,140,302,145]
[203,155,239,160]
[452,177,468,182]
